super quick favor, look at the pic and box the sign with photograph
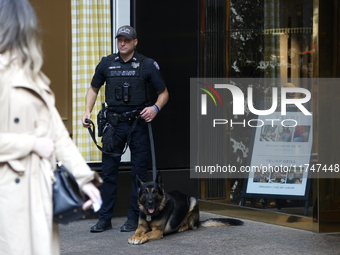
[244,111,312,197]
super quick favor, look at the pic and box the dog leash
[148,122,157,180]
[86,117,157,179]
[85,117,139,157]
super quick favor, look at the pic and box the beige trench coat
[0,56,100,255]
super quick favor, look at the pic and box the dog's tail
[199,218,244,228]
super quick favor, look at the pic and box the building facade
[30,0,340,232]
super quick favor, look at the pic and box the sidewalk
[59,212,340,255]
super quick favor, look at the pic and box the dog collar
[146,215,152,222]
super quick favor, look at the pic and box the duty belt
[85,111,141,156]
[111,110,141,123]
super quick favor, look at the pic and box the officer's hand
[82,113,92,128]
[141,106,158,122]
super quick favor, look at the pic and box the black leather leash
[85,117,140,157]
[147,122,157,180]
[86,116,157,180]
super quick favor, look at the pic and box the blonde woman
[0,0,102,254]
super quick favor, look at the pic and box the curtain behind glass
[71,0,111,161]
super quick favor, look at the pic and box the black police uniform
[91,51,166,223]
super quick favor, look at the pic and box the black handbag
[52,163,85,224]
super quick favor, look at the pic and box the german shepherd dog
[128,171,243,245]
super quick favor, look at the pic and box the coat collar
[0,53,54,109]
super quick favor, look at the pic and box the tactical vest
[105,54,149,107]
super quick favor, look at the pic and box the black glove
[102,123,115,152]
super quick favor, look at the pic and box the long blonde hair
[0,0,43,80]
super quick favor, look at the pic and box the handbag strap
[51,161,64,183]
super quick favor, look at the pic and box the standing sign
[242,111,312,200]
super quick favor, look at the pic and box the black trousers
[99,119,150,222]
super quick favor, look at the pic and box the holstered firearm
[97,103,107,137]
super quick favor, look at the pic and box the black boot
[90,220,112,233]
[120,219,138,232]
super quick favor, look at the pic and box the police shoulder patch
[153,61,160,70]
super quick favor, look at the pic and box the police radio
[123,82,130,102]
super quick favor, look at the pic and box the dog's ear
[155,171,164,190]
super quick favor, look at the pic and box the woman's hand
[81,182,102,211]
[33,137,55,158]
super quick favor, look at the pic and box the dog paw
[178,227,186,232]
[128,238,146,245]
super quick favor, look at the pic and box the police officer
[82,25,169,233]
